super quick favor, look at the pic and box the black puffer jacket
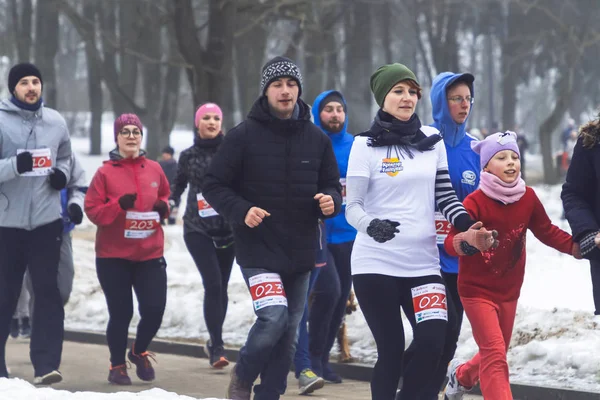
[202,97,342,275]
[171,134,233,244]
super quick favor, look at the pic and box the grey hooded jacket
[0,99,72,230]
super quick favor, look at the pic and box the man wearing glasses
[399,71,479,399]
[0,63,72,385]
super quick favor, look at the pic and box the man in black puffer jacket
[203,56,342,400]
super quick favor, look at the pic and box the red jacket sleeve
[84,169,123,227]
[444,194,480,256]
[529,190,573,254]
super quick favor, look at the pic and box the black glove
[118,193,137,210]
[49,168,67,190]
[153,200,169,220]
[366,218,400,243]
[67,203,83,225]
[16,152,33,174]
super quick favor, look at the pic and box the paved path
[6,338,482,399]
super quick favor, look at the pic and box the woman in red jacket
[84,114,170,385]
[443,131,580,400]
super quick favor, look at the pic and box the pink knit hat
[471,131,520,168]
[114,113,143,142]
[195,103,223,128]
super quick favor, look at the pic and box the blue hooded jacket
[430,72,481,274]
[312,90,356,244]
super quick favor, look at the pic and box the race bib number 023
[411,283,447,323]
[248,273,287,311]
[124,211,160,239]
[17,148,53,176]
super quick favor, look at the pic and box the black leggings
[96,257,167,367]
[354,273,453,400]
[184,231,235,347]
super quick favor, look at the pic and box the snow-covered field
[0,378,224,400]
[57,123,600,394]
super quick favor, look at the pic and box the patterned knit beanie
[260,56,303,97]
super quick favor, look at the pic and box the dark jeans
[293,266,322,377]
[309,241,353,372]
[354,273,453,400]
[591,260,600,315]
[0,220,64,377]
[184,231,235,347]
[96,257,167,367]
[236,268,309,400]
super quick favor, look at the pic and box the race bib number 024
[411,283,448,323]
[248,273,287,311]
[17,148,53,177]
[124,211,160,239]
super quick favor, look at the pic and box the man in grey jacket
[0,63,72,385]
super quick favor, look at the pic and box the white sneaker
[33,370,62,385]
[443,359,470,400]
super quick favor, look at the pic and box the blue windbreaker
[312,90,357,244]
[430,72,481,274]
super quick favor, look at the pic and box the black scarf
[361,109,442,158]
[194,133,223,148]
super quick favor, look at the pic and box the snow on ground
[0,378,224,400]
[64,123,600,393]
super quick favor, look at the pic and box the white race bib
[435,211,452,245]
[197,193,218,218]
[249,273,287,311]
[340,178,347,205]
[411,283,448,323]
[17,148,52,176]
[124,211,160,239]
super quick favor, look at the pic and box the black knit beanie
[8,63,43,94]
[318,92,346,115]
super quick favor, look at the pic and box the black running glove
[366,219,400,243]
[118,193,137,210]
[67,203,84,225]
[16,152,33,174]
[153,200,169,220]
[49,168,67,190]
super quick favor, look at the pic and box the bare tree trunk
[539,70,576,184]
[173,0,235,115]
[344,1,372,134]
[83,2,102,155]
[10,0,32,62]
[234,17,268,119]
[34,0,59,107]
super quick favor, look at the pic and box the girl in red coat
[84,114,170,385]
[443,131,580,400]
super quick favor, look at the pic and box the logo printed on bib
[380,157,403,177]
[197,193,218,218]
[461,170,476,186]
[124,211,160,239]
[249,273,287,311]
[411,283,448,323]
[17,148,52,177]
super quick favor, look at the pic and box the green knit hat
[370,63,421,107]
